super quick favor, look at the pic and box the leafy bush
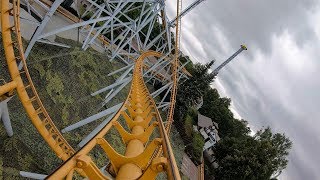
[187,108,198,124]
[184,115,193,137]
[191,132,204,162]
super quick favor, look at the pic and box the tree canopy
[213,128,292,180]
[172,60,292,179]
[175,61,215,118]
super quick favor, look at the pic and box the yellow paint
[241,44,248,50]
[0,81,16,101]
[1,0,75,161]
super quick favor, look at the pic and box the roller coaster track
[47,51,180,179]
[1,0,182,179]
[1,0,74,161]
[165,0,182,133]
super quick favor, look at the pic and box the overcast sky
[167,0,320,179]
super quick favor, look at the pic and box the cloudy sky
[167,0,320,179]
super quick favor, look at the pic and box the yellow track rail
[1,0,74,160]
[47,51,180,179]
[198,160,204,180]
[165,0,182,133]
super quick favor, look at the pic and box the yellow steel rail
[46,51,181,179]
[1,0,74,160]
[198,159,204,180]
[165,0,182,133]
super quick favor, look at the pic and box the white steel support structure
[169,0,206,26]
[12,0,192,149]
[0,97,14,137]
[17,0,187,72]
[23,0,65,62]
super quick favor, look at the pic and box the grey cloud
[177,0,320,179]
[287,154,318,180]
[221,67,320,180]
[189,0,318,56]
[225,74,320,179]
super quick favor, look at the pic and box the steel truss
[12,0,192,148]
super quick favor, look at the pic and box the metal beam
[78,112,116,147]
[23,0,65,66]
[61,103,122,133]
[0,97,13,137]
[20,171,47,179]
[91,77,132,96]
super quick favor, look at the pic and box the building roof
[198,113,213,128]
[199,128,209,140]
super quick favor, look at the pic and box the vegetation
[176,61,214,111]
[172,59,215,163]
[191,132,205,161]
[174,57,292,179]
[213,128,292,180]
[200,88,250,138]
[184,115,193,137]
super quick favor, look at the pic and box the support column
[0,97,13,137]
[22,0,65,67]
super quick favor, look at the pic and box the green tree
[179,56,195,73]
[191,132,204,162]
[213,128,292,180]
[175,62,215,119]
[184,115,193,137]
[199,88,250,138]
[187,107,198,123]
[254,127,292,177]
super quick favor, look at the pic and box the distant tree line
[174,56,292,180]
